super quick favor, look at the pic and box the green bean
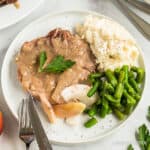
[127,98,136,106]
[114,67,121,77]
[107,107,112,114]
[122,65,129,82]
[88,77,96,85]
[87,81,99,97]
[103,81,114,93]
[98,80,104,91]
[131,66,138,72]
[118,71,125,83]
[128,71,135,79]
[105,69,117,87]
[133,93,141,101]
[131,66,145,83]
[110,102,122,108]
[124,82,135,95]
[38,51,47,72]
[88,105,97,117]
[99,100,109,118]
[125,105,134,115]
[113,109,126,120]
[136,68,145,83]
[118,105,125,112]
[89,72,103,79]
[123,90,136,105]
[84,117,98,128]
[104,94,119,103]
[129,78,140,93]
[114,83,124,99]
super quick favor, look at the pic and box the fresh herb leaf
[147,106,150,121]
[136,124,149,150]
[44,55,75,73]
[38,51,47,72]
[127,144,134,150]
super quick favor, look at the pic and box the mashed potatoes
[76,15,139,71]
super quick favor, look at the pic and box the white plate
[1,10,146,145]
[0,0,43,30]
[144,0,150,4]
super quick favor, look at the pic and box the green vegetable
[103,81,114,93]
[89,72,103,79]
[87,81,99,97]
[127,144,134,150]
[99,100,109,118]
[136,68,145,83]
[114,67,121,77]
[43,55,75,73]
[129,78,140,93]
[124,82,135,95]
[88,77,96,85]
[113,109,126,120]
[84,117,98,128]
[88,105,97,117]
[129,71,135,79]
[104,94,119,103]
[133,93,141,101]
[85,65,144,128]
[131,66,145,83]
[118,71,125,83]
[114,83,124,99]
[38,51,47,72]
[125,105,134,115]
[105,69,117,87]
[136,124,149,150]
[122,65,129,82]
[128,123,150,150]
[107,107,112,114]
[147,106,150,121]
[123,90,136,106]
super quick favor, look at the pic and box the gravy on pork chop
[16,28,95,122]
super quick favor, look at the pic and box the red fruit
[0,112,3,135]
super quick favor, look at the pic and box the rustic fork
[18,99,35,150]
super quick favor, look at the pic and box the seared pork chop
[16,28,95,122]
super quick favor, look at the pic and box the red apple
[0,112,3,134]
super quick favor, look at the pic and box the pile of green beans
[84,65,145,128]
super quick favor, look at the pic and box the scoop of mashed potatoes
[76,15,139,71]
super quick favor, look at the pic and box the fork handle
[26,143,30,150]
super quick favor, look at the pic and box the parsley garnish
[127,144,134,150]
[38,52,75,73]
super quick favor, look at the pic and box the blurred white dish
[1,10,146,145]
[0,0,43,30]
[144,0,150,4]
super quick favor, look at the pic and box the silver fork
[18,99,35,150]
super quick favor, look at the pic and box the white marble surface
[0,0,150,150]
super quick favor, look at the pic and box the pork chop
[16,28,95,122]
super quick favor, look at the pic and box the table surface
[0,0,150,150]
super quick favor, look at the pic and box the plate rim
[0,0,43,30]
[1,10,147,145]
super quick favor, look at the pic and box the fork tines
[18,99,34,146]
